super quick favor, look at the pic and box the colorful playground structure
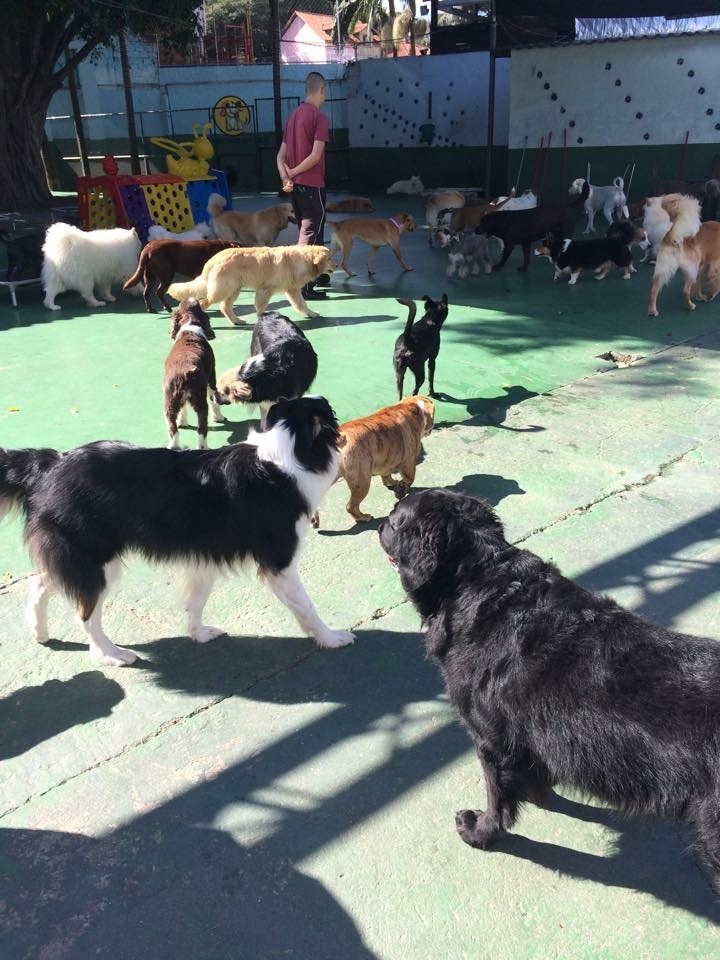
[77,130,231,243]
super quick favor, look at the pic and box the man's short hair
[306,72,326,96]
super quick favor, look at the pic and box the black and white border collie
[534,232,634,283]
[218,313,318,429]
[0,397,354,667]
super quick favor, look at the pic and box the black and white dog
[534,232,634,283]
[0,397,354,667]
[218,313,318,429]
[379,489,720,888]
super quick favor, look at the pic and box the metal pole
[484,0,496,200]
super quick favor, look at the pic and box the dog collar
[389,217,402,231]
[177,322,208,339]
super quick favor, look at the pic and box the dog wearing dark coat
[476,182,589,272]
[0,396,355,667]
[217,313,318,429]
[163,299,225,449]
[378,488,720,890]
[393,295,449,401]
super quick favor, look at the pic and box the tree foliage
[1,0,199,210]
[204,0,334,62]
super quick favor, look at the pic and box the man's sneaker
[315,273,332,286]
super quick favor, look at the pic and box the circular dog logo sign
[213,96,251,135]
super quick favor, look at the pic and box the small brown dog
[326,197,375,213]
[337,396,435,522]
[207,194,296,245]
[163,298,226,449]
[327,212,416,276]
[124,239,239,312]
[167,245,336,323]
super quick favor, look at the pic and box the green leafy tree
[2,0,199,211]
[204,0,333,62]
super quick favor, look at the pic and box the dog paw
[648,308,659,317]
[454,809,502,849]
[315,629,355,649]
[90,645,138,667]
[394,483,409,500]
[191,624,226,644]
[311,511,320,529]
[687,302,697,311]
[351,512,374,523]
[45,303,61,311]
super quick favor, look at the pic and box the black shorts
[291,184,326,246]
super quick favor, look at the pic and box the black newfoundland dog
[378,488,720,888]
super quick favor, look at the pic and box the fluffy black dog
[217,312,318,428]
[393,295,449,401]
[379,488,720,888]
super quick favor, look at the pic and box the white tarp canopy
[576,17,720,39]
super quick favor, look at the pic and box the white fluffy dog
[42,223,142,311]
[147,223,213,242]
[569,176,629,233]
[386,175,425,195]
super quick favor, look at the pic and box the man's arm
[287,140,325,179]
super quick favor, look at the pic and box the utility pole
[484,0,496,200]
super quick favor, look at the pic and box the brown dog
[326,197,375,213]
[648,220,720,316]
[327,213,416,276]
[337,396,435,523]
[167,245,336,323]
[123,239,238,312]
[163,299,225,449]
[207,194,296,245]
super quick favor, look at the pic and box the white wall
[510,33,720,150]
[346,52,511,148]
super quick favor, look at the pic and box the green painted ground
[1,194,719,958]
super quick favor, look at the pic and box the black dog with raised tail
[393,294,449,400]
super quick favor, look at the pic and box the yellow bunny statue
[150,123,215,180]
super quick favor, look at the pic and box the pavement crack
[514,445,708,545]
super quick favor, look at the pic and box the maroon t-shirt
[283,102,329,188]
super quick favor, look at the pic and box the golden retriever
[327,213,416,276]
[326,197,375,213]
[336,396,435,523]
[207,193,295,246]
[167,245,335,324]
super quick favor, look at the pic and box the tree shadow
[0,824,379,960]
[574,507,720,629]
[434,385,544,430]
[0,672,124,760]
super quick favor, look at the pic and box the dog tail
[397,298,417,340]
[207,192,228,217]
[0,447,62,523]
[614,177,624,190]
[123,249,147,290]
[167,277,208,302]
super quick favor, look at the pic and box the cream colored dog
[327,212,416,276]
[167,245,335,323]
[337,396,435,523]
[207,194,295,245]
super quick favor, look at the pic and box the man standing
[277,71,332,301]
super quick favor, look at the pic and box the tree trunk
[387,0,397,58]
[118,29,141,175]
[409,0,416,57]
[0,86,54,211]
